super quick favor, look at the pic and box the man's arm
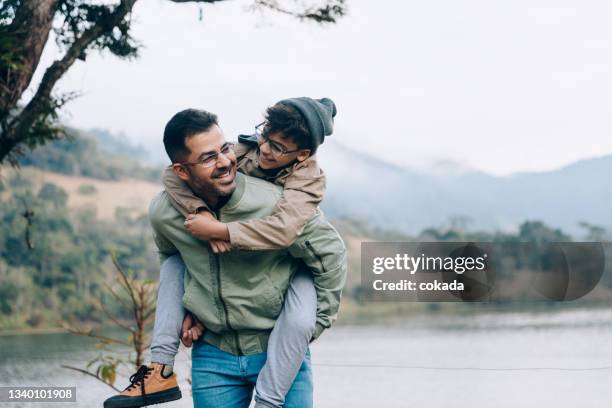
[149,192,180,264]
[288,210,347,339]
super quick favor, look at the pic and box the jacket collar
[220,171,246,213]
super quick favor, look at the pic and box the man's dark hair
[263,103,311,151]
[163,109,219,163]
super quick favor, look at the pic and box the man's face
[258,131,311,170]
[172,125,237,206]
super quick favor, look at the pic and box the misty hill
[317,141,612,236]
[17,128,610,236]
[18,128,163,183]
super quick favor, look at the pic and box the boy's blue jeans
[191,341,313,408]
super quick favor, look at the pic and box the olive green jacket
[149,172,347,355]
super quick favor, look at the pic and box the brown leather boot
[103,363,182,408]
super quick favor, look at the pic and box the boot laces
[126,365,153,396]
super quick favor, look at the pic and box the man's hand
[181,313,205,347]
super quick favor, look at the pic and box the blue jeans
[152,255,317,407]
[191,341,313,408]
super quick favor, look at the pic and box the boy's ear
[296,149,312,162]
[171,163,191,181]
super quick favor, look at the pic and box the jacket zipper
[212,250,243,355]
[305,240,326,273]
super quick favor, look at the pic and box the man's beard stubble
[186,162,236,205]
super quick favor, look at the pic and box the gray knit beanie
[279,97,337,153]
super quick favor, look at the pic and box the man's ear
[171,163,191,182]
[296,149,312,162]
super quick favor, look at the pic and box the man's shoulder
[222,173,283,218]
[149,190,181,227]
[242,173,282,195]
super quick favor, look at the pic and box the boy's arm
[149,192,180,264]
[288,210,347,340]
[226,162,326,250]
[162,167,212,218]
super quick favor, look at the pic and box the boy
[103,97,336,408]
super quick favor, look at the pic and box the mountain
[20,127,609,236]
[317,141,612,236]
[18,128,163,182]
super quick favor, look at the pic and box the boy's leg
[281,351,313,408]
[254,270,317,408]
[151,254,186,366]
[103,255,186,408]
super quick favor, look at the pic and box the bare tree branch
[97,299,136,334]
[104,282,134,312]
[61,365,121,392]
[65,326,131,347]
[252,0,347,23]
[111,255,139,323]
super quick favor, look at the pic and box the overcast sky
[30,0,612,175]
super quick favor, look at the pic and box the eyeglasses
[179,142,235,168]
[255,122,301,157]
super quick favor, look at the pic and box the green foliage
[77,184,97,195]
[0,280,18,314]
[38,182,68,207]
[87,355,121,387]
[55,0,140,60]
[579,221,606,241]
[0,180,159,329]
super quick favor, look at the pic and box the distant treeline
[18,128,163,183]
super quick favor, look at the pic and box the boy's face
[257,131,311,170]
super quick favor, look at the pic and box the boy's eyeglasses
[255,122,301,157]
[179,142,235,168]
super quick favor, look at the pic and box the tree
[518,220,571,244]
[0,0,347,165]
[579,221,606,241]
[63,255,157,391]
[38,181,68,208]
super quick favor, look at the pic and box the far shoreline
[0,327,69,337]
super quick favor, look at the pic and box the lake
[1,308,611,407]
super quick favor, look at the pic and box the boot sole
[103,387,182,408]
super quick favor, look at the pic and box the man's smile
[212,167,235,184]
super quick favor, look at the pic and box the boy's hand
[184,212,230,242]
[184,212,215,240]
[209,239,233,254]
[180,313,205,348]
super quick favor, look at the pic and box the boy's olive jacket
[149,172,347,356]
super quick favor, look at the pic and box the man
[148,109,347,407]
